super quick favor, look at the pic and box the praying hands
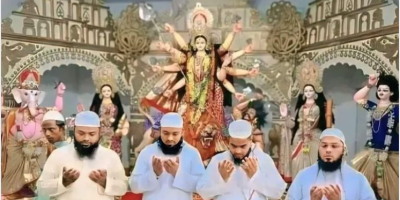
[218,160,235,182]
[323,184,341,200]
[163,157,180,177]
[310,185,341,200]
[152,156,163,176]
[62,167,80,187]
[241,157,258,179]
[89,169,107,188]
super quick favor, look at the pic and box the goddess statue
[353,73,399,200]
[90,63,130,172]
[139,2,258,163]
[279,61,334,179]
[1,69,65,199]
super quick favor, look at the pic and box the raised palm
[368,74,378,86]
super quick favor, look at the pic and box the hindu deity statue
[279,61,334,179]
[233,88,268,151]
[1,69,65,199]
[352,72,399,200]
[90,63,130,169]
[139,2,258,162]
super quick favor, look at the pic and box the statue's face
[303,85,316,100]
[12,88,45,106]
[377,84,392,101]
[101,85,112,98]
[244,108,256,121]
[193,14,206,31]
[195,37,207,51]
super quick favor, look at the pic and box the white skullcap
[160,112,183,128]
[320,128,346,147]
[74,111,100,127]
[43,111,65,122]
[228,119,252,139]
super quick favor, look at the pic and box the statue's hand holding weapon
[151,65,162,73]
[165,23,175,33]
[244,43,253,53]
[233,21,242,33]
[248,68,259,77]
[164,90,173,98]
[280,103,288,118]
[234,93,245,102]
[157,41,172,53]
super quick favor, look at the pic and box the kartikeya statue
[353,72,399,200]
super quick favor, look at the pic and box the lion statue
[186,118,223,166]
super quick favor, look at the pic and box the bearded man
[36,111,128,200]
[286,128,375,200]
[129,112,205,200]
[196,119,286,200]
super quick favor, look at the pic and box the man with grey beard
[37,111,128,200]
[286,128,375,200]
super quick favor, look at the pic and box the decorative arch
[313,44,394,76]
[2,48,130,95]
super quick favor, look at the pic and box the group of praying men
[37,110,377,200]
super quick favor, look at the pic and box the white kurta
[129,142,205,200]
[286,163,376,200]
[37,144,128,200]
[196,145,287,200]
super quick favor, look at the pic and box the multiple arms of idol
[155,24,256,95]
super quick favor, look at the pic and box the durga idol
[140,2,258,163]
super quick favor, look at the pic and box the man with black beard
[197,119,286,200]
[129,112,204,200]
[286,128,376,200]
[37,111,128,200]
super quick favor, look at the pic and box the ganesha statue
[1,68,65,200]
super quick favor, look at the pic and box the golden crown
[92,62,119,93]
[296,60,323,93]
[187,3,214,30]
[19,69,40,90]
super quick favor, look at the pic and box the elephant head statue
[11,69,45,112]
